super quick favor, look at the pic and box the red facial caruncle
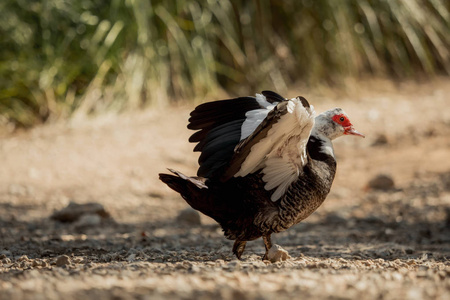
[332,114,365,138]
[332,114,352,127]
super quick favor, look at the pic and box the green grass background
[1,0,449,127]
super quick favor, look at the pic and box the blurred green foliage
[1,0,449,127]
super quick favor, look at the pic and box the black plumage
[188,96,261,178]
[261,90,286,103]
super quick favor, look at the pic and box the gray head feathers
[312,108,348,140]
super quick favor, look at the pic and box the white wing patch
[240,94,276,140]
[240,108,272,140]
[262,158,299,201]
[235,97,316,202]
[255,93,273,108]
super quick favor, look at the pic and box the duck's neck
[307,130,335,161]
[306,131,337,187]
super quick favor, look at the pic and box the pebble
[189,265,201,273]
[371,134,389,146]
[405,248,414,255]
[31,259,47,268]
[176,208,201,225]
[55,255,71,267]
[226,260,241,271]
[2,258,11,264]
[368,174,395,190]
[127,254,137,262]
[74,214,102,227]
[267,244,291,263]
[51,202,110,223]
[17,255,29,262]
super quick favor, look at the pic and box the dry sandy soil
[1,79,449,299]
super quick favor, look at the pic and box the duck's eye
[339,117,345,122]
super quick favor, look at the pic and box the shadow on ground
[2,176,449,265]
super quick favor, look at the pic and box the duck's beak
[344,126,365,138]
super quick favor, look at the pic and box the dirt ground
[0,79,449,299]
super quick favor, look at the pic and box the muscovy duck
[159,91,364,261]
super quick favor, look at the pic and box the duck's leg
[262,235,273,260]
[262,234,291,262]
[232,240,247,260]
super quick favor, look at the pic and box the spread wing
[188,91,286,178]
[188,91,315,202]
[222,96,315,201]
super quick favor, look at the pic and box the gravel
[1,172,448,300]
[1,81,450,299]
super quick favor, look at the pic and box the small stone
[226,260,241,271]
[418,265,429,271]
[368,174,395,190]
[51,201,110,223]
[148,192,163,199]
[2,258,11,264]
[405,248,414,255]
[385,228,395,235]
[324,213,347,225]
[176,208,201,225]
[127,254,137,262]
[189,265,200,273]
[371,134,389,146]
[55,255,71,267]
[267,244,291,263]
[72,257,83,264]
[17,255,29,262]
[41,249,54,257]
[438,271,446,279]
[74,214,102,227]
